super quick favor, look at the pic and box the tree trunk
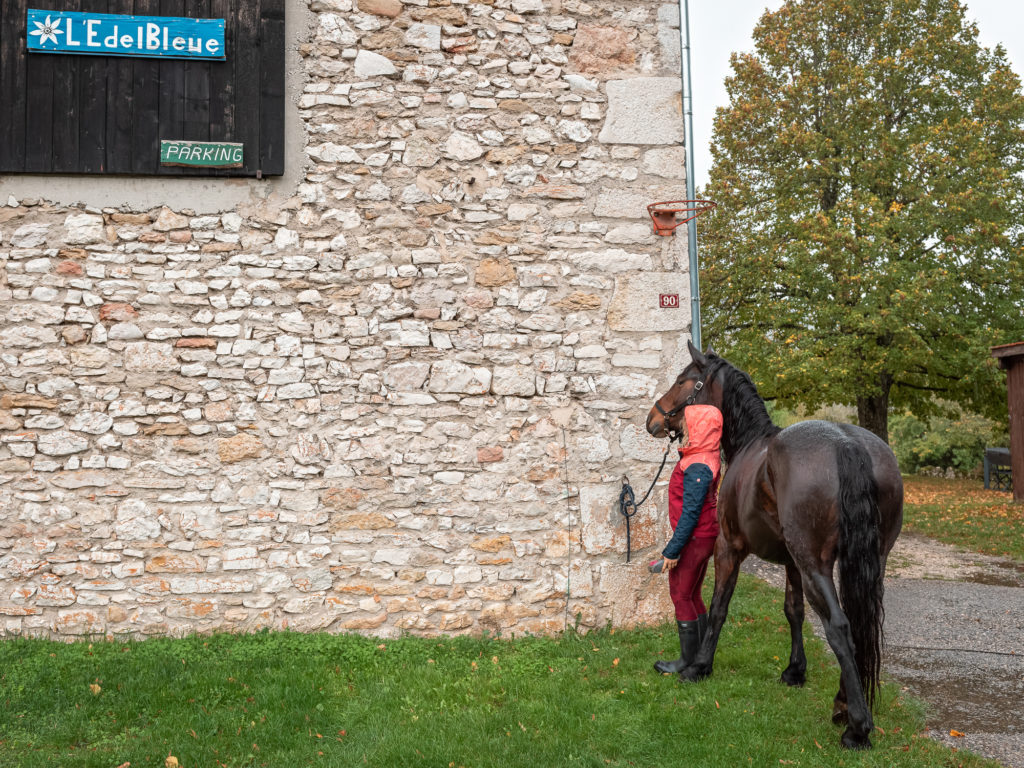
[856,374,892,443]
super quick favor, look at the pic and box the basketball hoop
[647,199,717,236]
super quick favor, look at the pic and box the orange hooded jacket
[666,404,724,546]
[678,404,723,477]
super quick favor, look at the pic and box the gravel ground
[741,533,1024,767]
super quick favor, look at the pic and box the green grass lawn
[903,475,1024,562]
[0,575,997,768]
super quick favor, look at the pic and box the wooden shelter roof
[991,341,1024,368]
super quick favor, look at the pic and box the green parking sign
[160,140,244,168]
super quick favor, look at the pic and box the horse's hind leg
[780,563,807,687]
[803,570,873,749]
[678,540,745,682]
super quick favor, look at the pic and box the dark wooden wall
[993,342,1024,502]
[0,0,284,177]
[1007,358,1024,502]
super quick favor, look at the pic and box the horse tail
[836,440,884,710]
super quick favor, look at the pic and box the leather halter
[654,377,704,440]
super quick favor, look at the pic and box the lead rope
[619,436,677,562]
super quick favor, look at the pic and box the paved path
[742,533,1024,767]
[885,579,1024,766]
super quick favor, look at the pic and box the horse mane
[705,355,782,462]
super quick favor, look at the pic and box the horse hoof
[780,666,806,687]
[840,728,872,750]
[831,705,849,725]
[677,664,710,683]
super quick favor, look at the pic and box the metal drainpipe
[678,0,701,350]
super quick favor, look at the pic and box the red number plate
[659,294,679,308]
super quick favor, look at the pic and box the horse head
[646,340,723,439]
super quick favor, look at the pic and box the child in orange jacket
[653,404,723,675]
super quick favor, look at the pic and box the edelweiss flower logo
[30,15,63,46]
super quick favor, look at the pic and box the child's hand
[662,556,679,572]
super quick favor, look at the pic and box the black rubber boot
[697,612,708,644]
[654,620,700,674]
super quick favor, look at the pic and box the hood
[682,404,723,458]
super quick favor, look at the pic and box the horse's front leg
[780,562,807,686]
[678,538,745,682]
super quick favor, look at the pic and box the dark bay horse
[647,342,903,749]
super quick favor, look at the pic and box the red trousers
[668,536,716,621]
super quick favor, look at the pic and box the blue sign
[26,9,225,60]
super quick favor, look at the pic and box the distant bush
[889,408,1007,476]
[765,402,855,428]
[765,402,1006,477]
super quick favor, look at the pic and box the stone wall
[0,0,693,639]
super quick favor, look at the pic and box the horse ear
[706,345,718,358]
[687,339,707,367]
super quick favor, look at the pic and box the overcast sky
[687,0,1024,190]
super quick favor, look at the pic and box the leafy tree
[700,0,1024,441]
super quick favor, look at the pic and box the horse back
[767,421,903,554]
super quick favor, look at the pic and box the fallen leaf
[612,658,619,666]
[115,763,130,768]
[950,729,966,738]
[89,684,101,696]
[166,757,180,768]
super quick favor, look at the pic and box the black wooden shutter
[0,0,284,176]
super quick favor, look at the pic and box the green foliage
[763,400,794,427]
[700,0,1024,436]
[890,407,1007,474]
[0,576,999,767]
